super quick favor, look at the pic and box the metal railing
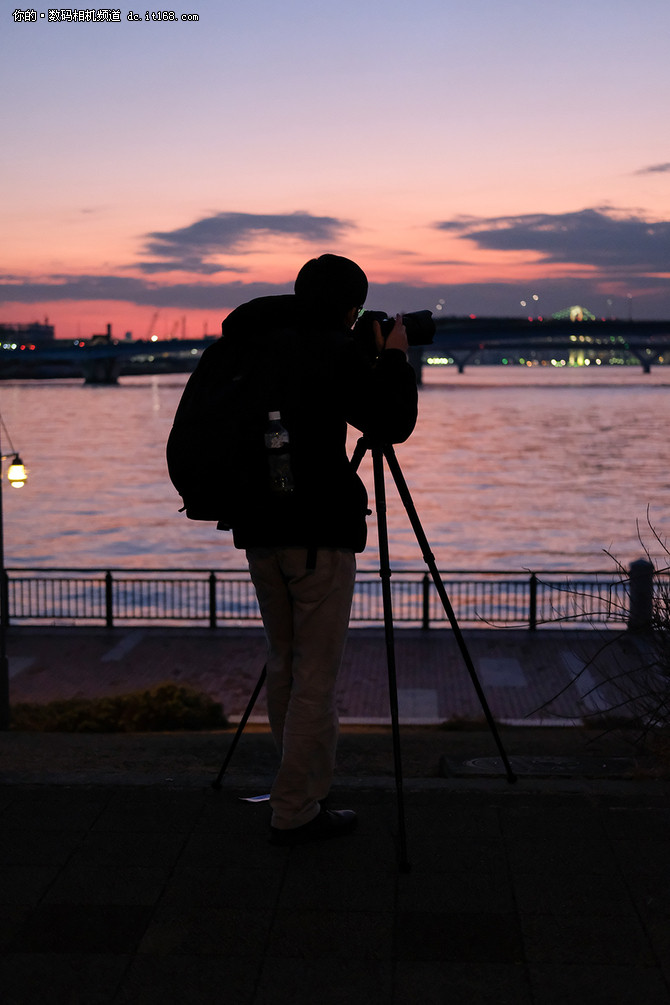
[0,566,654,630]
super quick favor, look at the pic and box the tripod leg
[382,444,517,785]
[372,446,411,872]
[211,664,267,790]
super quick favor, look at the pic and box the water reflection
[1,367,668,572]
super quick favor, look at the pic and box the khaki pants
[247,546,356,830]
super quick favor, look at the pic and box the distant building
[0,322,55,345]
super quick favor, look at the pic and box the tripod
[213,437,517,869]
[352,438,517,870]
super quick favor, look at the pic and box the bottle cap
[268,410,281,421]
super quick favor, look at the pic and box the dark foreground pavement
[2,626,670,1002]
[1,729,670,1005]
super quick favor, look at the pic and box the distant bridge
[2,316,670,383]
[425,316,670,374]
[0,336,215,384]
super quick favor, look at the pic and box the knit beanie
[294,254,368,317]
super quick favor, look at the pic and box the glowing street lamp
[0,417,28,729]
[7,455,27,488]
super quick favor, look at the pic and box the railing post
[529,573,537,631]
[209,571,217,629]
[105,570,114,628]
[421,573,430,630]
[627,558,654,632]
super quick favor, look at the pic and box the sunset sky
[3,0,670,341]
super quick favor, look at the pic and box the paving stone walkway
[2,626,669,1003]
[6,625,656,726]
[1,775,669,1004]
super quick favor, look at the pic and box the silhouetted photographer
[169,253,418,845]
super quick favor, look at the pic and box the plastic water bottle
[264,411,295,494]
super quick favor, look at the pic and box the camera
[353,309,435,357]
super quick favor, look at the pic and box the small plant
[11,681,227,733]
[598,518,670,735]
[543,513,670,761]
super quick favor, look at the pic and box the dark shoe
[270,807,358,847]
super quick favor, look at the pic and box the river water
[1,365,669,573]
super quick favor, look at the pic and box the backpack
[166,297,298,529]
